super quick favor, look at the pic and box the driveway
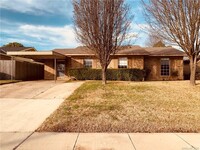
[0,80,84,132]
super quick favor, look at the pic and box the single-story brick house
[5,45,185,81]
[0,47,36,54]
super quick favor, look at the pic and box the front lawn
[38,80,200,132]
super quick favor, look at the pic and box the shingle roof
[0,47,36,53]
[117,46,149,55]
[54,46,93,55]
[54,46,150,56]
[144,47,185,56]
[54,46,184,56]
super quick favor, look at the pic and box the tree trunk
[102,67,107,85]
[189,56,197,86]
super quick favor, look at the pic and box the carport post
[54,58,57,82]
[11,56,13,80]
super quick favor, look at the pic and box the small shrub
[67,68,145,81]
[171,70,178,77]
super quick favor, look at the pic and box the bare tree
[145,31,165,47]
[143,0,200,86]
[3,42,24,47]
[73,0,131,84]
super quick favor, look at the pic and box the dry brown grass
[37,80,200,132]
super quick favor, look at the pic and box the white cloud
[1,38,47,46]
[128,22,150,46]
[0,0,73,16]
[130,22,150,32]
[18,24,80,48]
[1,19,80,50]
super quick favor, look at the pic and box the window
[84,59,92,68]
[118,57,128,68]
[161,58,170,76]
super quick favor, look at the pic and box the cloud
[0,19,80,50]
[128,22,150,46]
[0,0,150,48]
[19,24,80,48]
[0,0,73,17]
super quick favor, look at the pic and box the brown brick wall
[128,56,144,69]
[108,58,118,68]
[69,56,144,69]
[70,56,100,69]
[71,57,84,68]
[42,56,183,81]
[44,59,55,80]
[145,56,183,81]
[92,59,101,68]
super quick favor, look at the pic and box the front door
[57,61,65,77]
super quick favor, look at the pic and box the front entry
[57,60,65,78]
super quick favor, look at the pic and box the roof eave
[148,55,184,57]
[64,54,149,56]
[6,51,66,59]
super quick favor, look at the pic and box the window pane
[118,57,128,68]
[161,58,170,76]
[84,59,92,68]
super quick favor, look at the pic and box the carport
[0,53,44,80]
[7,51,66,80]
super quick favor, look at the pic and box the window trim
[83,58,93,68]
[160,58,170,76]
[118,57,128,68]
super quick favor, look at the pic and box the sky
[0,0,149,51]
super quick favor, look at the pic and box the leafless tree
[73,0,131,84]
[145,31,165,47]
[143,0,200,86]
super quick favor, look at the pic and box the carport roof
[6,51,66,59]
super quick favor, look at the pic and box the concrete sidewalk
[0,132,199,150]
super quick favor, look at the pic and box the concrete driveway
[0,80,84,132]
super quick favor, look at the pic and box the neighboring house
[6,45,185,81]
[0,47,36,54]
[184,56,200,80]
[0,47,36,60]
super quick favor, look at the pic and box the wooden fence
[0,58,44,80]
